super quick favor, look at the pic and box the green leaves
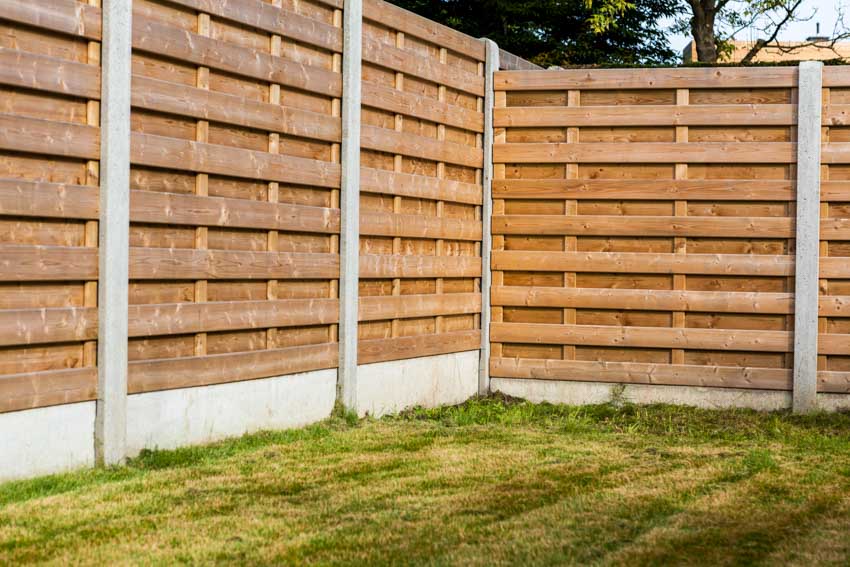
[388,0,680,65]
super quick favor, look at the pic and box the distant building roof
[682,39,850,63]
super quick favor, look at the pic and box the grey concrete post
[479,39,499,396]
[338,0,362,409]
[95,0,132,464]
[793,61,824,414]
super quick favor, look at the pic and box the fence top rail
[495,67,801,90]
[363,0,485,61]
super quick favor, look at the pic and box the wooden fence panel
[0,0,101,412]
[491,67,801,391]
[126,0,342,393]
[819,68,850,395]
[358,0,484,364]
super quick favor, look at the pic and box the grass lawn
[3,396,850,565]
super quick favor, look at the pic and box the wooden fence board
[358,7,485,364]
[128,342,338,394]
[496,67,798,91]
[0,179,99,220]
[491,358,792,391]
[132,14,342,97]
[492,179,795,201]
[491,66,800,394]
[0,48,100,99]
[0,0,102,40]
[129,249,339,280]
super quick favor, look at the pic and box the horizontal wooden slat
[816,334,850,356]
[492,179,795,201]
[493,251,794,276]
[0,48,100,99]
[128,342,338,394]
[0,113,99,160]
[819,296,850,317]
[491,322,793,352]
[493,286,794,314]
[494,142,796,164]
[0,245,98,282]
[823,66,850,88]
[130,132,340,189]
[363,0,485,61]
[493,215,794,238]
[360,168,481,205]
[359,293,481,321]
[0,368,97,414]
[361,124,482,168]
[360,211,481,241]
[821,218,850,239]
[823,105,850,126]
[362,82,483,132]
[132,75,340,143]
[820,258,850,279]
[819,371,850,394]
[491,358,791,391]
[496,104,796,128]
[821,181,850,201]
[358,330,481,364]
[0,307,97,346]
[495,67,798,91]
[492,286,850,317]
[0,0,101,40]
[129,248,338,280]
[131,190,340,233]
[360,254,481,278]
[362,35,484,97]
[822,143,850,164]
[0,178,98,219]
[129,299,338,337]
[164,0,342,52]
[132,14,341,98]
[499,49,541,72]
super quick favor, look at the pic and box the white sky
[668,0,849,52]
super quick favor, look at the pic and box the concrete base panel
[492,378,850,412]
[126,369,337,456]
[356,350,479,417]
[0,402,96,482]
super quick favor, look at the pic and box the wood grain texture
[491,66,802,396]
[0,368,97,413]
[491,357,792,391]
[496,67,798,91]
[358,330,481,364]
[128,342,338,394]
[491,323,793,353]
[0,47,101,99]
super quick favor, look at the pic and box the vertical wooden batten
[793,61,824,414]
[338,0,363,409]
[96,0,132,465]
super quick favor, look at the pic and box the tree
[592,0,850,64]
[678,0,850,64]
[386,0,680,66]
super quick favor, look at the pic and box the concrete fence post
[793,61,824,414]
[95,0,132,465]
[479,39,499,396]
[338,0,363,410]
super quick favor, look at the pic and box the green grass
[3,395,850,565]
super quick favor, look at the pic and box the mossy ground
[2,395,850,565]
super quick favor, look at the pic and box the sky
[667,0,849,52]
